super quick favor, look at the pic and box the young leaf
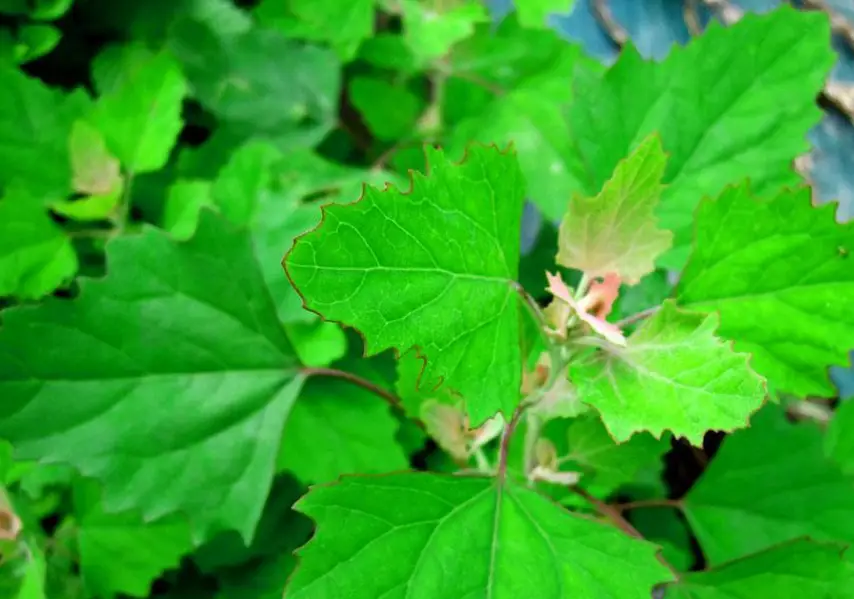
[678,184,854,398]
[570,301,766,444]
[286,473,672,598]
[665,539,850,599]
[558,6,834,266]
[683,406,854,565]
[557,134,672,284]
[162,179,214,239]
[91,51,187,174]
[349,76,425,141]
[0,186,77,299]
[285,145,526,425]
[75,481,193,598]
[277,371,408,482]
[0,211,305,543]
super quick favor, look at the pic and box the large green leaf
[683,406,854,565]
[0,186,77,299]
[571,301,766,444]
[665,539,849,599]
[563,6,833,267]
[278,362,408,482]
[286,473,672,598]
[678,184,854,398]
[0,211,304,542]
[75,481,193,598]
[91,50,187,174]
[286,145,526,425]
[557,133,672,284]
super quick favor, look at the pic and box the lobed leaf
[0,211,304,542]
[570,301,766,444]
[678,183,854,398]
[286,144,526,425]
[286,473,672,598]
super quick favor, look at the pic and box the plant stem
[571,486,680,579]
[301,367,419,425]
[497,407,525,477]
[615,306,661,329]
[615,497,684,512]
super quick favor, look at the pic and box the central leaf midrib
[287,262,513,284]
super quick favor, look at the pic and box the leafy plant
[1,1,853,598]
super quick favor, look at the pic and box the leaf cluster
[1,1,853,598]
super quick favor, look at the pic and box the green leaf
[561,7,834,266]
[286,144,526,425]
[570,301,766,444]
[92,50,187,174]
[400,0,487,64]
[169,19,340,148]
[445,17,602,208]
[286,473,672,598]
[285,320,347,368]
[515,1,576,28]
[557,133,672,283]
[556,413,668,495]
[678,184,854,398]
[75,481,193,598]
[255,0,375,61]
[0,211,305,542]
[683,406,854,565]
[0,67,85,195]
[0,186,77,299]
[349,76,424,141]
[665,539,849,599]
[632,508,693,572]
[827,400,854,475]
[278,370,408,482]
[162,179,214,240]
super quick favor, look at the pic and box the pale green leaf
[286,145,526,425]
[678,183,854,398]
[286,473,672,598]
[557,133,672,283]
[162,179,214,240]
[0,211,305,542]
[0,187,77,299]
[92,50,187,173]
[75,481,193,598]
[515,0,576,28]
[684,406,854,565]
[571,301,766,444]
[285,320,347,368]
[665,539,849,599]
